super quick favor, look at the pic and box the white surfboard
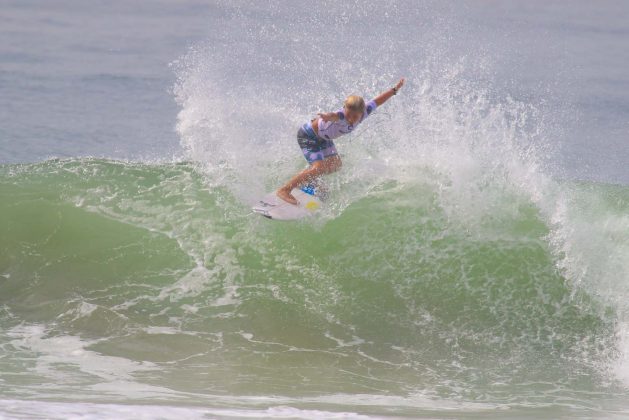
[253,185,324,221]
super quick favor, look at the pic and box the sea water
[1,1,629,418]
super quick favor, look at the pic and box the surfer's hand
[395,78,405,91]
[318,112,339,122]
[374,78,405,106]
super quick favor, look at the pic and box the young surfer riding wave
[277,78,405,204]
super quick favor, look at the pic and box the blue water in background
[1,0,209,162]
[1,1,628,184]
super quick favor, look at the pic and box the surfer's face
[344,108,362,125]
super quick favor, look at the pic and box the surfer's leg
[276,165,324,205]
[321,154,342,172]
[277,133,339,204]
[277,155,341,204]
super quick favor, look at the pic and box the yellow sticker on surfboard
[304,200,319,211]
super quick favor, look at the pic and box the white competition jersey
[315,99,377,141]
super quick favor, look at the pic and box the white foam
[8,324,157,385]
[0,399,372,420]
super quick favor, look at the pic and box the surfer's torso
[310,99,378,141]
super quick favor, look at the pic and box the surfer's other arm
[374,78,405,106]
[318,78,405,122]
[317,111,341,122]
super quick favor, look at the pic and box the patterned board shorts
[297,126,338,164]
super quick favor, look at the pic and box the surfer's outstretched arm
[374,78,405,106]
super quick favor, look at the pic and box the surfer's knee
[310,156,341,175]
[327,155,342,173]
[309,161,327,176]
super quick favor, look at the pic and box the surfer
[276,78,405,205]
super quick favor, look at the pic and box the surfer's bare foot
[277,187,298,205]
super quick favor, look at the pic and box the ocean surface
[1,1,629,418]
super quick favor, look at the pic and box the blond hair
[344,95,365,113]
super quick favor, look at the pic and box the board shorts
[297,124,338,164]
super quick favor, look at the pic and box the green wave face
[1,158,627,414]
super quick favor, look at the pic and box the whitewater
[1,1,629,418]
